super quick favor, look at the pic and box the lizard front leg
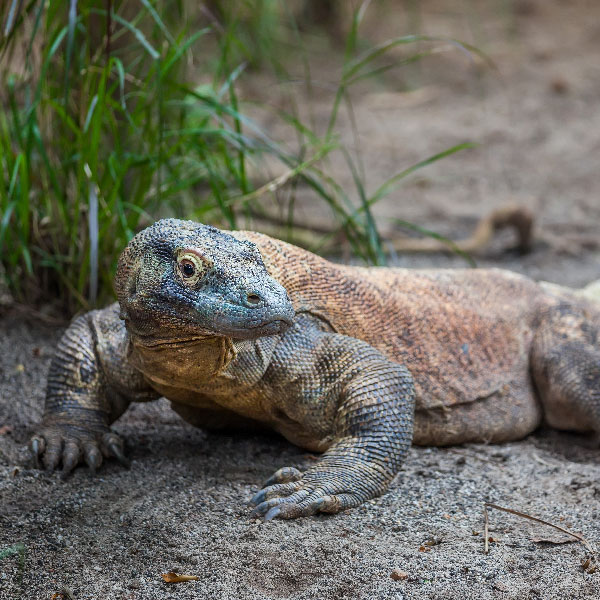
[31,304,158,476]
[250,317,415,519]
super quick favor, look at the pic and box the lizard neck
[128,333,236,388]
[127,332,279,396]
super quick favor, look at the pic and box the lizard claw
[102,433,130,468]
[106,441,130,468]
[30,425,128,476]
[29,436,45,469]
[60,441,82,479]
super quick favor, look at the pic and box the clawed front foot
[249,464,374,520]
[30,422,129,478]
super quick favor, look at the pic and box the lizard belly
[412,370,542,445]
[148,379,273,424]
[141,378,328,449]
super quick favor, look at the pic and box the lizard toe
[312,493,362,514]
[250,481,303,506]
[250,499,281,519]
[263,466,303,486]
[250,489,311,518]
[42,437,63,472]
[262,494,323,520]
[60,441,83,479]
[264,493,362,519]
[83,443,103,474]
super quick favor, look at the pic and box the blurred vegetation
[0,0,476,314]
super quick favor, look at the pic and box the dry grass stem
[484,502,597,572]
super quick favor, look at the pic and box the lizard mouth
[249,318,293,336]
[128,315,293,344]
[219,316,293,340]
[132,335,215,349]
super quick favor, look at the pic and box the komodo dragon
[30,219,600,520]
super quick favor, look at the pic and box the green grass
[0,0,479,314]
[0,542,25,586]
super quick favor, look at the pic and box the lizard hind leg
[532,307,600,437]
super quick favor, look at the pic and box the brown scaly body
[30,219,600,519]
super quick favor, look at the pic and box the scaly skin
[30,219,600,519]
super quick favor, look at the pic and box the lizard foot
[249,466,364,520]
[30,424,129,478]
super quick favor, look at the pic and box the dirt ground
[1,1,600,598]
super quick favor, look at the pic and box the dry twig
[483,502,597,572]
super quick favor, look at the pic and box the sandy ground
[2,1,600,599]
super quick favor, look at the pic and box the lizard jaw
[248,317,293,337]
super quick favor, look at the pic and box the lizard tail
[539,279,600,308]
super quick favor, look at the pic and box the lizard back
[235,231,547,411]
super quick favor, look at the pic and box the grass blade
[63,0,78,104]
[110,11,160,60]
[369,142,476,207]
[393,220,476,267]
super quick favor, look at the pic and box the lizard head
[115,219,295,340]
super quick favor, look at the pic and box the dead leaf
[581,557,598,574]
[418,545,431,553]
[161,572,200,583]
[0,425,12,435]
[531,532,581,545]
[390,569,409,581]
[51,591,74,600]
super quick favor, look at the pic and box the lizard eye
[176,251,206,286]
[181,260,195,277]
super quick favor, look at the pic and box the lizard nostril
[247,293,262,306]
